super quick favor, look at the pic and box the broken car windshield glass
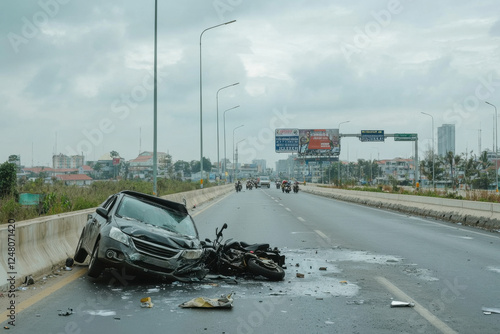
[116,195,197,237]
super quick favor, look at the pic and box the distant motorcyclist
[281,180,288,193]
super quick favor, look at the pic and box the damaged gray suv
[74,190,207,281]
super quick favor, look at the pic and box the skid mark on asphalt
[375,276,458,334]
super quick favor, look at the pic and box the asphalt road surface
[2,187,500,333]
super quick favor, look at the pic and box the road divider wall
[0,184,234,290]
[302,185,500,231]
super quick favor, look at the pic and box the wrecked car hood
[115,218,200,249]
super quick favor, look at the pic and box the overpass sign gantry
[341,131,419,184]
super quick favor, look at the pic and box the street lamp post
[223,105,240,177]
[232,125,244,182]
[217,82,239,181]
[152,0,158,195]
[199,20,236,188]
[421,112,435,188]
[337,121,350,187]
[235,138,245,181]
[486,101,498,192]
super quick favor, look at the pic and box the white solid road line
[375,276,458,334]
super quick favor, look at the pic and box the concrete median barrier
[0,184,234,290]
[302,185,500,231]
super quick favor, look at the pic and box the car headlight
[181,249,203,260]
[109,226,130,246]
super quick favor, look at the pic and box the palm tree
[453,154,462,190]
[479,151,491,171]
[445,151,454,188]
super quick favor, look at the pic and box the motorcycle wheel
[247,258,285,281]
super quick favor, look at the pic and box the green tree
[190,157,212,174]
[462,153,478,190]
[0,161,17,198]
[174,160,191,176]
[478,151,491,170]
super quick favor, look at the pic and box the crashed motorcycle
[203,223,285,281]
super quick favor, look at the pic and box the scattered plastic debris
[179,293,233,309]
[58,308,74,316]
[339,281,348,285]
[390,301,415,308]
[140,297,154,308]
[482,307,500,315]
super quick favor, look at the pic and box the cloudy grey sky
[1,0,500,169]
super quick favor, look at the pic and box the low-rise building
[54,174,93,186]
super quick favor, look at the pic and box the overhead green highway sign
[394,133,417,141]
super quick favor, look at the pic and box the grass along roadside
[0,179,212,224]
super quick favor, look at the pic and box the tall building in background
[52,154,84,169]
[438,124,455,157]
[252,159,267,173]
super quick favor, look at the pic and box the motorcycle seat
[240,242,269,251]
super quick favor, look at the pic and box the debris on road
[58,308,74,316]
[390,301,415,308]
[140,297,154,308]
[319,267,327,271]
[179,293,233,309]
[482,307,500,315]
[296,273,305,278]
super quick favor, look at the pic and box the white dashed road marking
[376,276,458,334]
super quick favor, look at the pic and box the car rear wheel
[74,230,88,263]
[88,240,104,278]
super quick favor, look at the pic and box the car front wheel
[87,240,104,278]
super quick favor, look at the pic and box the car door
[84,194,118,252]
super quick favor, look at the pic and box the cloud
[1,0,499,168]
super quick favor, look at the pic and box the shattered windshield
[116,195,197,238]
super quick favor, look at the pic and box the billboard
[298,129,340,156]
[275,128,300,153]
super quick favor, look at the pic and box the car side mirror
[96,207,108,218]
